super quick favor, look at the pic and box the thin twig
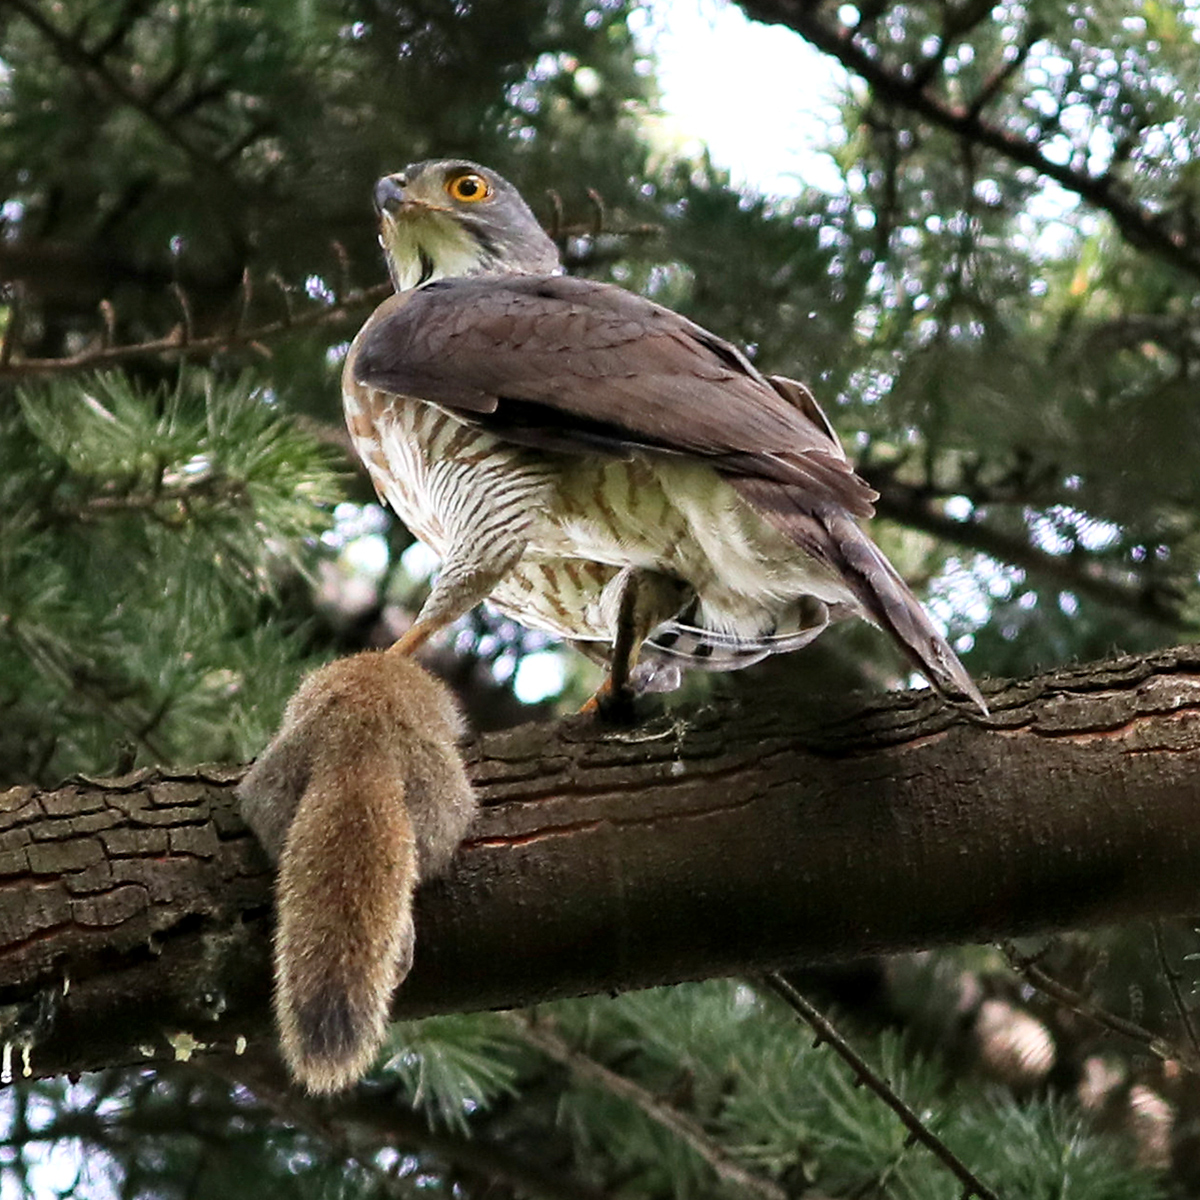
[558,219,660,241]
[763,973,1000,1200]
[544,189,564,241]
[1,285,24,367]
[269,271,295,325]
[506,1012,787,1200]
[99,299,117,349]
[170,282,194,345]
[235,267,254,335]
[0,283,391,380]
[59,478,251,521]
[1001,941,1199,1073]
[330,241,352,303]
[586,188,605,237]
[1151,923,1200,1064]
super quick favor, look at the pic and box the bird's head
[373,159,563,291]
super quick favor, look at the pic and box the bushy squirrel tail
[238,650,477,1094]
[275,759,418,1094]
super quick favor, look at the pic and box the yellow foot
[578,678,638,724]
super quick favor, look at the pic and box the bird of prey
[342,158,986,712]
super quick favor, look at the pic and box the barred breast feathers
[344,376,554,560]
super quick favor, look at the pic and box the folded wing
[353,275,985,710]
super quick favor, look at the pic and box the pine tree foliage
[2,1068,425,1199]
[382,1014,526,1134]
[1,371,341,781]
[1,983,1170,1199]
[4,0,1200,1195]
[527,984,1161,1200]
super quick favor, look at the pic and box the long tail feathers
[727,476,988,712]
[824,513,988,714]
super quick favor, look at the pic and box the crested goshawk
[342,159,985,712]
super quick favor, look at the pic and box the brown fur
[238,651,476,1093]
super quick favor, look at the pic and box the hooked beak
[374,175,450,222]
[373,175,409,217]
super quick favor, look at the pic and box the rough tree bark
[2,647,1200,1084]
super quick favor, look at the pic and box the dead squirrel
[238,650,476,1093]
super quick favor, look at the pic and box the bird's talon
[581,682,639,724]
[599,691,638,724]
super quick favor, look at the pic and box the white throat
[380,213,489,291]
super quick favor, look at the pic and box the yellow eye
[445,172,492,203]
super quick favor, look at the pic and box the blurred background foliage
[3,0,1200,1195]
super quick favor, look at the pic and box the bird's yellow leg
[387,620,442,657]
[579,586,642,718]
[387,540,525,658]
[580,569,688,720]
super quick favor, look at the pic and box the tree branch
[763,975,999,1200]
[1000,941,1195,1070]
[4,647,1200,1083]
[0,214,657,379]
[213,1052,606,1200]
[506,1014,785,1200]
[0,284,391,380]
[867,476,1194,629]
[1152,921,1200,1064]
[736,2,1200,280]
[7,0,232,178]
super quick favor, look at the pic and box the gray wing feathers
[767,375,846,459]
[353,276,876,516]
